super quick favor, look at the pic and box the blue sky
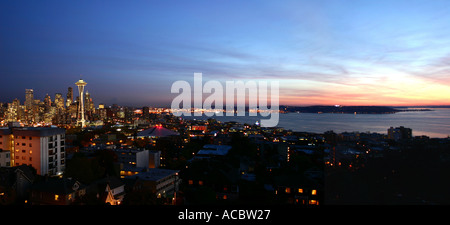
[1,0,450,107]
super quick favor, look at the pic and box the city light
[1,1,450,214]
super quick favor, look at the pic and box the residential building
[125,168,180,201]
[0,149,10,167]
[88,176,125,205]
[272,174,322,206]
[388,126,412,141]
[0,126,66,176]
[114,149,149,178]
[149,150,161,168]
[0,165,36,204]
[30,177,86,205]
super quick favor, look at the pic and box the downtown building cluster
[1,79,449,206]
[0,79,179,205]
[0,87,171,129]
[0,86,96,127]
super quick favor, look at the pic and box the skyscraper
[54,93,64,110]
[66,87,73,107]
[85,91,94,112]
[25,89,34,112]
[44,93,52,107]
[75,79,87,127]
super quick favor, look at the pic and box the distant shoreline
[280,105,434,114]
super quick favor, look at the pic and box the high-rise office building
[6,99,21,122]
[85,91,94,113]
[66,87,73,107]
[54,93,64,110]
[25,89,34,112]
[44,94,52,107]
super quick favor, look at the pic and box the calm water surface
[183,108,450,138]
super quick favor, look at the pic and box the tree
[94,150,119,177]
[64,153,100,184]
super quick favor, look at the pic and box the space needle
[76,78,87,127]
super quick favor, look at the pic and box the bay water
[183,108,450,138]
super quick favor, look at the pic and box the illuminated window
[285,187,291,193]
[309,200,318,205]
[199,180,203,186]
[29,150,32,154]
[311,189,317,195]
[54,195,59,201]
[223,195,227,200]
[298,188,303,193]
[188,180,193,185]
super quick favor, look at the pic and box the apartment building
[0,126,66,176]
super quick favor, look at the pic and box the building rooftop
[91,176,124,190]
[0,127,12,135]
[137,125,179,138]
[126,168,179,181]
[196,144,232,156]
[113,148,147,154]
[0,127,65,137]
[32,177,85,194]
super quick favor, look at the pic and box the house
[0,165,36,205]
[271,173,322,205]
[88,176,125,205]
[125,168,180,203]
[30,177,86,205]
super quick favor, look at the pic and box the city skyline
[4,84,450,109]
[2,1,450,107]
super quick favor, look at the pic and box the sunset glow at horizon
[1,0,450,107]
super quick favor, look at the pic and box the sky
[1,0,450,107]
